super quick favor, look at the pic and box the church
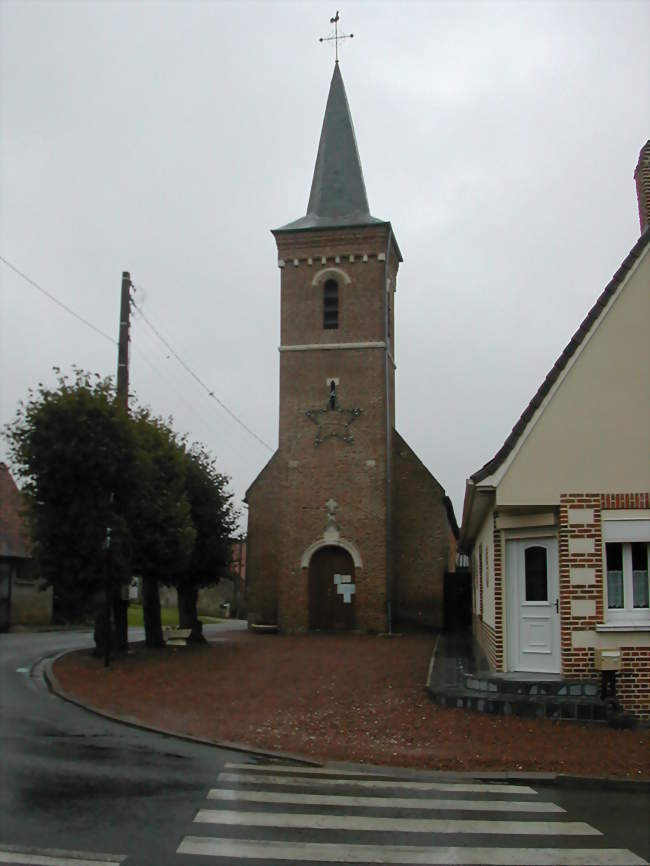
[245,61,456,634]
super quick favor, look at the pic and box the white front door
[506,538,560,673]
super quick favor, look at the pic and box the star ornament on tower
[319,10,354,63]
[305,400,362,446]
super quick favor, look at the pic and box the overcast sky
[1,0,648,530]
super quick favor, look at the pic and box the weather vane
[319,11,354,63]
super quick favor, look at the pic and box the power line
[131,296,274,453]
[0,254,274,456]
[0,255,116,345]
[131,336,264,472]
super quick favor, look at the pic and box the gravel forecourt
[53,630,649,779]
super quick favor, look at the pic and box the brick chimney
[634,139,650,233]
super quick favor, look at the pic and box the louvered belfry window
[323,279,339,329]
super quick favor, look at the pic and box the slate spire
[276,64,383,231]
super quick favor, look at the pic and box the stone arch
[311,266,352,287]
[300,537,363,569]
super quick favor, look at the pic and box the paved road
[1,628,648,865]
[0,625,248,866]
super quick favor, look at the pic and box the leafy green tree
[128,410,195,647]
[4,369,135,650]
[176,444,237,642]
[5,369,236,654]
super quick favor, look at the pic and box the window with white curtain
[606,541,650,622]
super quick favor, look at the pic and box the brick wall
[474,514,504,672]
[492,514,504,671]
[245,452,283,625]
[560,491,650,719]
[600,492,649,719]
[474,616,500,672]
[618,646,650,718]
[391,431,451,629]
[248,221,451,635]
[559,493,603,677]
[246,224,397,634]
[5,558,52,626]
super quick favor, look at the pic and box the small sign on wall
[334,573,356,603]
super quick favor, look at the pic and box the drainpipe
[384,226,393,635]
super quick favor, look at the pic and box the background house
[459,142,650,720]
[0,462,52,629]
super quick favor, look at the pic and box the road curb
[40,651,650,792]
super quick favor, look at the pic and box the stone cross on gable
[324,497,340,540]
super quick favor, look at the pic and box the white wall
[497,247,650,506]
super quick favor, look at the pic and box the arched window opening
[323,279,338,329]
[328,379,337,410]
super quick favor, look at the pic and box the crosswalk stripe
[0,853,123,866]
[218,771,537,795]
[207,788,565,812]
[177,837,648,864]
[194,808,600,835]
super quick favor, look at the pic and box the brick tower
[246,63,454,633]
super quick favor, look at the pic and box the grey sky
[1,0,648,529]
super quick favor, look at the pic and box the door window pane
[525,546,548,601]
[632,543,649,609]
[606,543,624,609]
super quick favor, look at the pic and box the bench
[163,627,193,646]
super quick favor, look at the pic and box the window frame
[605,540,650,624]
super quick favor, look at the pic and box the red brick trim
[617,647,650,719]
[601,493,650,510]
[493,513,504,671]
[559,494,602,677]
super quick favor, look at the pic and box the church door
[309,546,356,631]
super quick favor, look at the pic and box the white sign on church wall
[334,573,355,603]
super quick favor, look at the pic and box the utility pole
[113,271,132,652]
[116,271,131,409]
[104,526,112,668]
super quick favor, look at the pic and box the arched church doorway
[308,545,356,631]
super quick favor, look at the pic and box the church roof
[275,63,385,232]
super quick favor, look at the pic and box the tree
[5,368,236,654]
[175,444,237,642]
[128,410,195,647]
[4,369,135,651]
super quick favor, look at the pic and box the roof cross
[319,11,354,63]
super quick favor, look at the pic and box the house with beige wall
[459,141,650,720]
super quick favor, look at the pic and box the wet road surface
[0,627,249,865]
[1,628,648,865]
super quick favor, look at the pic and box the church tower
[246,63,454,634]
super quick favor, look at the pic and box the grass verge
[127,604,223,628]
